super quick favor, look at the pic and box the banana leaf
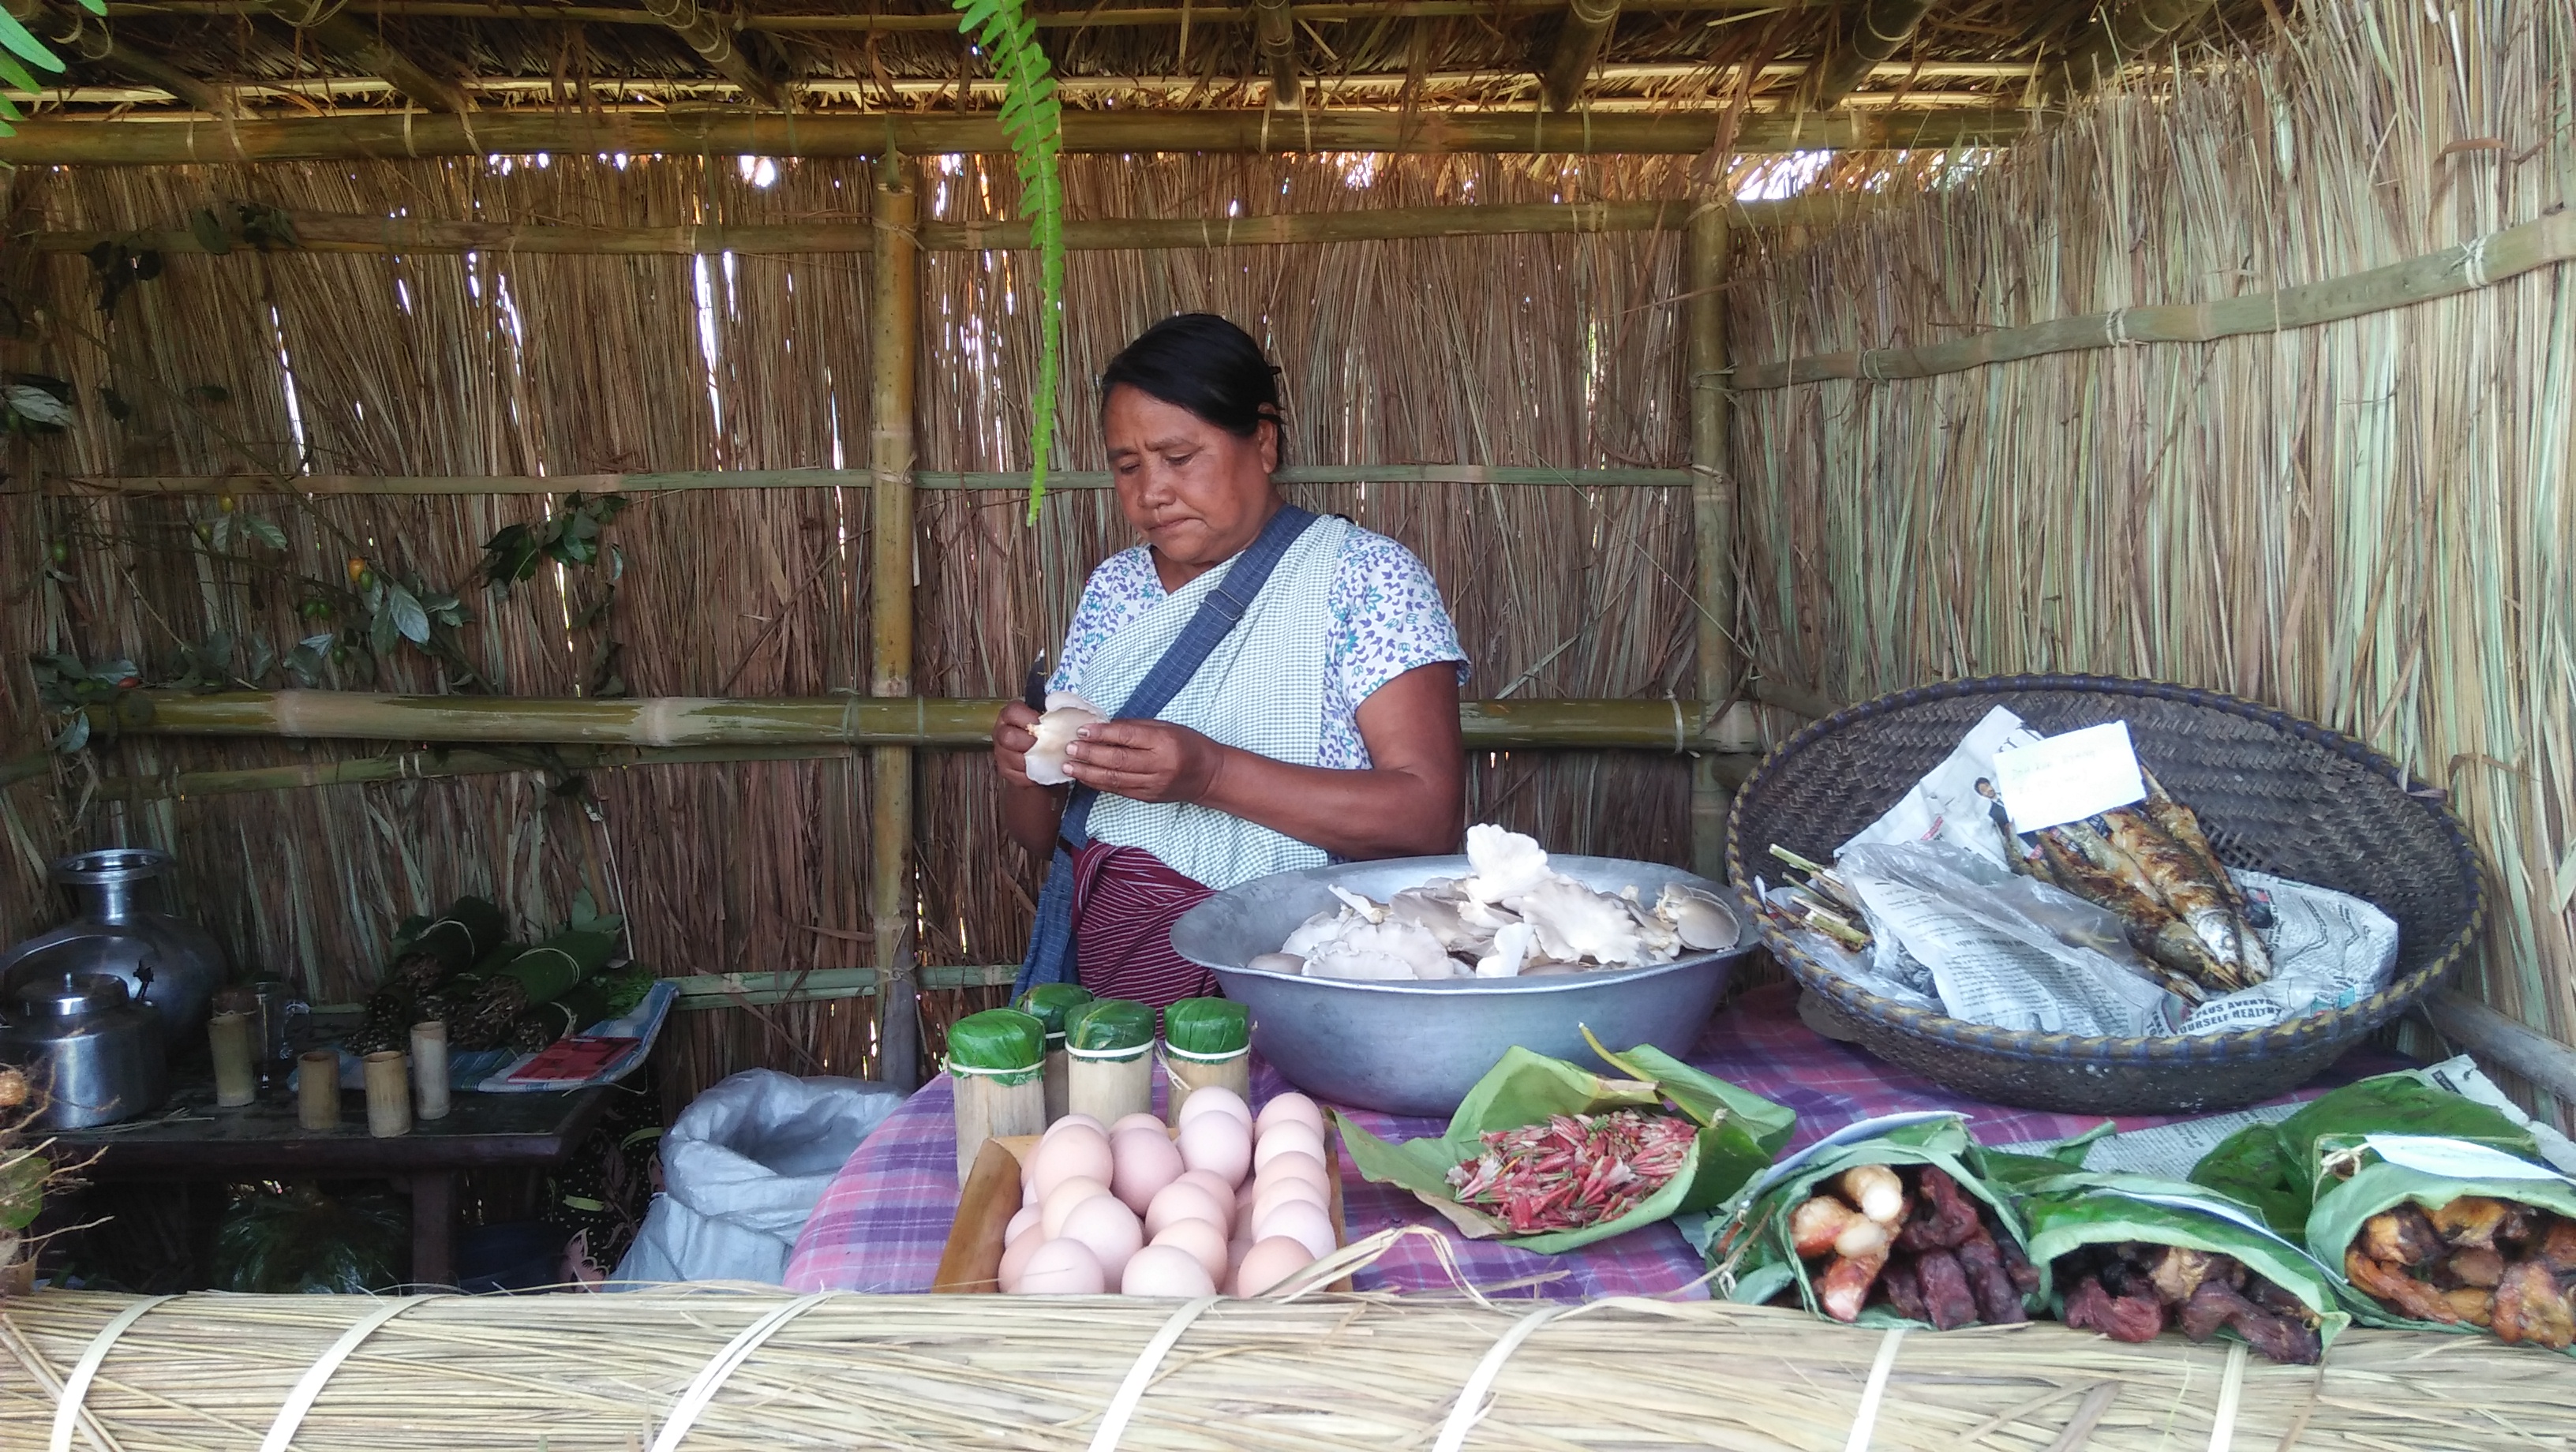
[213,1184,407,1294]
[1335,1043,1794,1254]
[2188,1070,2540,1242]
[1161,997,1249,1058]
[490,930,617,1006]
[2013,1169,2351,1353]
[1013,983,1094,1046]
[2301,1143,2576,1347]
[1709,1113,2049,1327]
[946,1008,1046,1084]
[392,896,509,975]
[1065,997,1154,1059]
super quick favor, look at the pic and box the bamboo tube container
[1013,984,1094,1125]
[364,1051,410,1137]
[207,1011,256,1107]
[410,1020,450,1121]
[1159,997,1253,1125]
[1064,1001,1155,1127]
[945,1009,1046,1182]
[296,1052,341,1131]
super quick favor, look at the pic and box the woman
[995,314,1468,1008]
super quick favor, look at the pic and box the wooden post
[1687,200,1735,882]
[870,166,924,1091]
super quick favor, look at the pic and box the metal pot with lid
[0,952,168,1129]
[0,847,224,1043]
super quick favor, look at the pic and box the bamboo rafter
[69,692,1771,754]
[0,106,2032,164]
[42,465,1698,496]
[23,197,1853,259]
[99,0,1821,28]
[1733,211,2576,388]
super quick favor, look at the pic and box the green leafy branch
[951,0,1065,522]
[0,0,106,137]
[481,492,631,696]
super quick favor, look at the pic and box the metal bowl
[1170,854,1756,1116]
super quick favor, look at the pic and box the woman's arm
[993,700,1069,857]
[1058,661,1465,860]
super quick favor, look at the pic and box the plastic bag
[1336,1041,1794,1254]
[613,1070,903,1285]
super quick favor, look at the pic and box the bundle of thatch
[2,1286,2568,1450]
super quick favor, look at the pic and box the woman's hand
[1064,720,1226,805]
[992,701,1044,788]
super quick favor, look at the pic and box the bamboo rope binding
[1736,213,2576,389]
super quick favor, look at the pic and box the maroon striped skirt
[1069,840,1217,1010]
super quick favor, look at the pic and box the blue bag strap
[1016,503,1322,994]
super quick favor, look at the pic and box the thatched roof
[10,0,2283,125]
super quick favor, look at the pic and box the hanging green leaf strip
[951,0,1065,522]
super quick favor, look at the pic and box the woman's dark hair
[1099,313,1286,455]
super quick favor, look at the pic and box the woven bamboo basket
[1725,674,2486,1113]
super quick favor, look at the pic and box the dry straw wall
[0,152,1709,1064]
[1730,0,2576,1072]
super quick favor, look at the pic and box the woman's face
[1103,384,1279,571]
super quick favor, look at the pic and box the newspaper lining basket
[1726,674,2487,1114]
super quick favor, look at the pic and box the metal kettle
[0,848,224,1045]
[0,952,167,1130]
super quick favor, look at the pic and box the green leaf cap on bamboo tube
[1161,997,1249,1062]
[1064,998,1154,1062]
[1013,983,1095,1048]
[945,1008,1047,1084]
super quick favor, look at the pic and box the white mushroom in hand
[1024,691,1106,785]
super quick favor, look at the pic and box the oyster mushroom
[1507,878,1655,967]
[1023,690,1106,785]
[1305,916,1455,980]
[1656,884,1739,951]
[1461,824,1553,904]
[1473,921,1536,978]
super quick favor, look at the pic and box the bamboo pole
[1735,211,2576,389]
[1540,0,1622,112]
[870,167,923,1093]
[252,0,474,115]
[88,743,859,799]
[46,463,1700,496]
[1799,0,1939,109]
[19,198,1848,263]
[0,106,2031,164]
[2427,992,2576,1108]
[665,964,1018,1011]
[2043,0,2219,99]
[640,0,782,110]
[1248,0,1302,109]
[77,692,1777,751]
[1687,200,1735,881]
[102,0,1818,29]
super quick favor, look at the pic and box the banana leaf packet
[2188,1070,2576,1345]
[1013,983,1095,1049]
[945,1008,1046,1085]
[1336,1040,1795,1255]
[1065,997,1155,1061]
[1988,1145,2353,1354]
[1709,1113,2049,1327]
[1161,997,1249,1061]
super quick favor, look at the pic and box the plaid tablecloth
[784,982,2400,1300]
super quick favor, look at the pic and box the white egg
[1254,1091,1325,1139]
[1256,1150,1332,1201]
[1151,1217,1230,1282]
[1254,1198,1335,1260]
[1121,1243,1217,1297]
[1041,1178,1110,1241]
[1252,1174,1326,1226]
[1177,1112,1252,1187]
[1061,1193,1144,1283]
[998,1228,1048,1292]
[1017,1237,1106,1294]
[1172,1169,1239,1222]
[1144,1180,1229,1240]
[1252,1121,1325,1172]
[1024,1125,1114,1203]
[1109,1128,1185,1214]
[1044,1112,1109,1141]
[1005,1205,1043,1248]
[1232,1235,1320,1297]
[1175,1084,1252,1129]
